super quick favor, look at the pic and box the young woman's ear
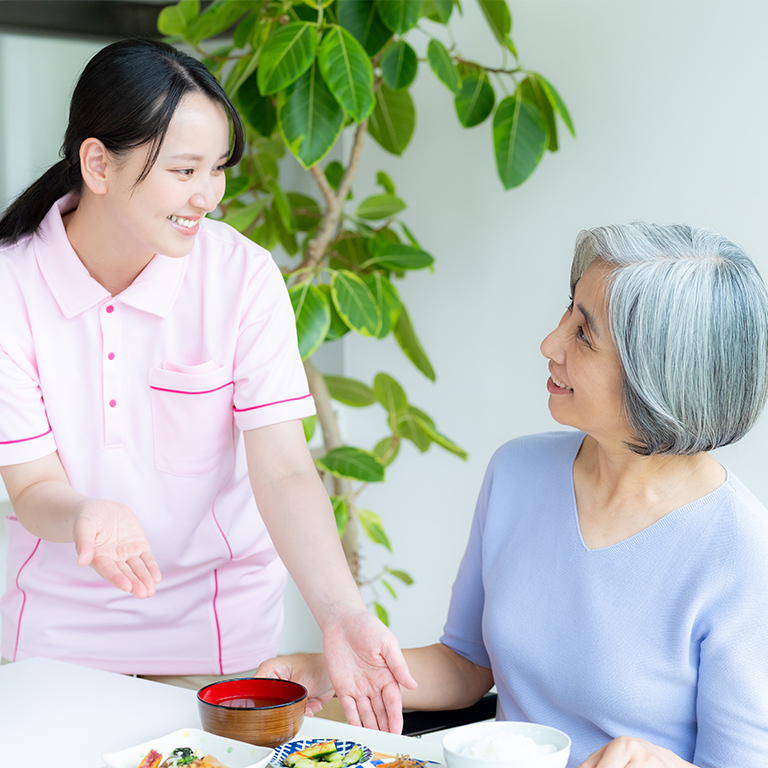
[78,138,111,195]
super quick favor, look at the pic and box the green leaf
[331,495,349,536]
[250,205,278,250]
[376,170,396,195]
[288,281,332,359]
[316,446,385,482]
[382,579,397,599]
[493,95,548,190]
[358,508,392,549]
[535,72,575,138]
[187,0,250,44]
[369,84,416,156]
[361,273,399,338]
[518,75,558,152]
[455,74,495,128]
[324,375,377,407]
[387,567,414,585]
[287,192,322,232]
[258,22,319,95]
[324,160,345,192]
[157,0,199,35]
[427,39,460,95]
[400,221,421,248]
[317,284,351,341]
[279,63,345,169]
[374,601,390,625]
[422,0,453,23]
[220,198,267,232]
[271,182,295,233]
[302,414,317,442]
[224,50,260,98]
[375,0,421,33]
[394,305,436,381]
[221,174,251,203]
[362,242,434,271]
[329,235,368,270]
[411,407,468,459]
[380,41,418,91]
[356,193,406,220]
[331,269,382,336]
[318,25,375,123]
[237,69,277,137]
[478,0,512,44]
[395,409,432,452]
[233,11,259,49]
[337,0,393,56]
[373,436,400,466]
[374,372,409,419]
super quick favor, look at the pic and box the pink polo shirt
[0,195,315,674]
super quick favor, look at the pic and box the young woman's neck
[63,195,154,296]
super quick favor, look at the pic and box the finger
[381,641,418,690]
[355,695,381,731]
[126,555,156,598]
[73,520,96,568]
[338,694,363,729]
[91,557,133,593]
[140,551,162,584]
[381,682,405,735]
[116,559,150,599]
[368,691,391,734]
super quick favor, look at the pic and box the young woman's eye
[175,168,194,177]
[213,164,226,173]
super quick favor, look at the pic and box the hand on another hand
[255,653,334,716]
[579,736,692,768]
[73,498,161,599]
[322,606,417,735]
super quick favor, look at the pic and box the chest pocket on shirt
[149,361,234,476]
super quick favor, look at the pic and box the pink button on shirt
[0,195,316,674]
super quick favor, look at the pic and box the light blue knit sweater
[441,431,768,768]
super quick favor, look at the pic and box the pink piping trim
[234,393,312,413]
[13,539,42,661]
[213,569,223,675]
[0,428,52,445]
[150,381,233,396]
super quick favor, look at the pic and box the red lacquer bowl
[198,678,308,748]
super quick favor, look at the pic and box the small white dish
[102,727,274,768]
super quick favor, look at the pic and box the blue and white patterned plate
[271,739,372,768]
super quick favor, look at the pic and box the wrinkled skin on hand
[579,736,693,768]
[321,607,417,734]
[73,498,162,599]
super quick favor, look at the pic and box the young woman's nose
[190,176,223,212]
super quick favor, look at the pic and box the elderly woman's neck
[572,435,726,549]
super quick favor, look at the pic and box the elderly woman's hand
[579,737,695,768]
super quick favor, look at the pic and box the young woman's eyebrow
[168,151,229,161]
[577,303,602,338]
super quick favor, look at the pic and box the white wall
[2,1,768,660]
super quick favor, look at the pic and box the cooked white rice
[461,732,557,760]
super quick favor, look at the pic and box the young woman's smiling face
[540,259,630,444]
[102,91,230,261]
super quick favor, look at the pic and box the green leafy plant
[158,0,573,623]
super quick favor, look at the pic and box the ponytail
[0,158,80,245]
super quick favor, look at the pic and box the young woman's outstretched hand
[322,605,417,733]
[257,607,417,733]
[74,498,162,598]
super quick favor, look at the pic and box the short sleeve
[0,343,57,465]
[232,257,315,431]
[440,460,494,669]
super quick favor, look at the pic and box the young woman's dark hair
[0,38,245,245]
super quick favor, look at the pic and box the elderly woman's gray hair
[572,222,768,455]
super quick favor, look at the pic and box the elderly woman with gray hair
[258,223,768,768]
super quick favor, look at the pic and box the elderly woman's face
[540,259,629,445]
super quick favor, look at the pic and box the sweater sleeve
[692,504,768,768]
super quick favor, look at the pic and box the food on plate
[461,732,557,760]
[137,746,231,768]
[283,741,366,768]
[378,756,426,768]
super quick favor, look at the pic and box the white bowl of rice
[442,721,571,768]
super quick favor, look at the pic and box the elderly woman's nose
[540,323,565,362]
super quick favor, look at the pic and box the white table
[0,658,445,768]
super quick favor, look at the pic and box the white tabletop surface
[0,657,445,768]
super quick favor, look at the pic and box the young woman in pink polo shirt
[0,38,414,732]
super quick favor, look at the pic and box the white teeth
[552,376,573,391]
[168,215,197,228]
